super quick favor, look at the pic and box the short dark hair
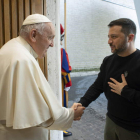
[108,18,136,40]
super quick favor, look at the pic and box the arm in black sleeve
[121,85,140,107]
[78,57,107,107]
[79,81,104,107]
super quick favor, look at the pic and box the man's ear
[30,29,37,42]
[128,34,134,42]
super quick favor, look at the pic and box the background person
[60,24,73,137]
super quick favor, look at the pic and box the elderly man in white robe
[0,14,85,140]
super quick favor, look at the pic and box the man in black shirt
[79,18,140,140]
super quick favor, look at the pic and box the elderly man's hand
[71,103,85,121]
[108,74,127,95]
[71,103,82,110]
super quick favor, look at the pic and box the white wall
[46,0,63,140]
[134,0,140,26]
[60,0,140,70]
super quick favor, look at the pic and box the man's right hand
[71,103,85,121]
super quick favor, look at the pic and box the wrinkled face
[35,22,55,58]
[108,25,128,55]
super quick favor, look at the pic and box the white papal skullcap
[22,14,51,25]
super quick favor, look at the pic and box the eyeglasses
[42,34,55,41]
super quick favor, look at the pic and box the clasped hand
[71,103,85,121]
[108,74,127,95]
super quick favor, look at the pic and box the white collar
[16,36,38,59]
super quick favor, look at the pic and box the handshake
[71,103,85,121]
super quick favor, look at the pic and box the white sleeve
[38,108,74,130]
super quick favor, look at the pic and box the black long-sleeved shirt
[79,49,140,132]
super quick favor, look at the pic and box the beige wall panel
[18,0,24,31]
[44,55,48,79]
[11,0,18,38]
[3,0,11,43]
[31,0,35,14]
[35,0,43,14]
[25,0,30,18]
[0,0,4,48]
[43,0,46,15]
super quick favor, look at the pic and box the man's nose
[108,38,113,44]
[50,40,54,47]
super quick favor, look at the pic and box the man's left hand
[108,74,127,95]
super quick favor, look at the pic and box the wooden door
[0,0,48,79]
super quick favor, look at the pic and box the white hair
[19,22,47,37]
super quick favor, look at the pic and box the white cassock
[0,36,74,140]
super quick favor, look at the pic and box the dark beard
[111,37,128,54]
[114,45,127,54]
